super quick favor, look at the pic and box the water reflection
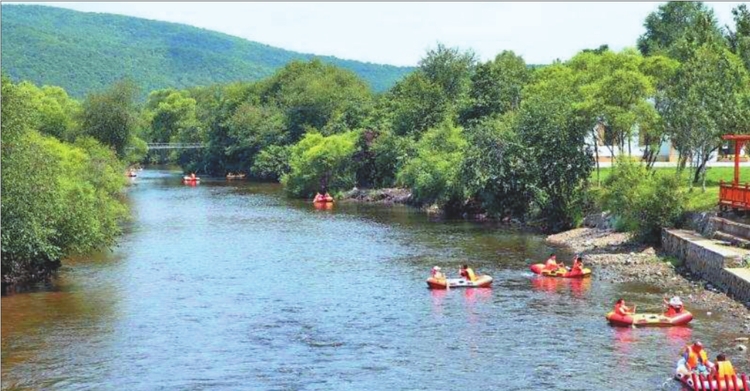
[530,276,592,298]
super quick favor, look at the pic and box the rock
[642,247,656,256]
[737,344,748,352]
[735,337,749,342]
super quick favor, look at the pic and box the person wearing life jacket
[190,173,196,180]
[683,341,710,375]
[663,296,684,317]
[431,266,445,280]
[544,254,558,271]
[571,256,584,275]
[614,298,635,316]
[712,353,736,380]
[459,265,477,282]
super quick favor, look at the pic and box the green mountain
[1,5,414,97]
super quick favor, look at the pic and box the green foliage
[637,1,724,60]
[2,5,413,97]
[396,121,467,208]
[418,43,477,105]
[251,145,291,181]
[517,66,594,231]
[224,103,286,174]
[460,115,534,218]
[385,71,451,137]
[462,51,529,123]
[282,131,359,197]
[601,161,685,243]
[259,60,374,142]
[368,130,416,188]
[80,79,140,157]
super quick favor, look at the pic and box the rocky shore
[547,227,750,334]
[340,187,412,205]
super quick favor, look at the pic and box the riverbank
[547,227,750,333]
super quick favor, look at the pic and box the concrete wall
[662,229,750,303]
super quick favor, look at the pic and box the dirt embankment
[547,227,750,333]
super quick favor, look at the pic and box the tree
[726,4,750,71]
[637,1,724,61]
[80,79,139,157]
[462,51,529,123]
[418,43,477,105]
[385,71,451,137]
[460,114,534,218]
[517,67,594,231]
[664,44,750,190]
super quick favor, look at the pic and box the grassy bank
[591,166,749,212]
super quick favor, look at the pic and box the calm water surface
[2,168,746,390]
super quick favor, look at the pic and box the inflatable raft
[426,275,493,289]
[313,195,334,203]
[606,310,693,327]
[183,176,200,183]
[675,358,746,390]
[530,263,591,278]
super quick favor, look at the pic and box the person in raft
[570,255,584,274]
[544,253,558,270]
[190,173,196,180]
[682,341,711,375]
[431,266,445,280]
[613,298,635,316]
[663,296,685,317]
[459,264,477,282]
[711,353,736,380]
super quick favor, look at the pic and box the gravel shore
[547,227,750,333]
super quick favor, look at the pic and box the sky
[6,2,746,66]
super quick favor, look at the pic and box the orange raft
[530,263,591,278]
[426,275,493,289]
[313,194,334,203]
[606,310,693,327]
[183,176,200,183]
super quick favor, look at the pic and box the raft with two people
[674,342,747,390]
[313,192,334,204]
[606,297,693,327]
[183,173,200,183]
[529,254,591,278]
[426,265,493,289]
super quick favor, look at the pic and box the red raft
[313,194,334,203]
[530,263,591,278]
[606,310,693,327]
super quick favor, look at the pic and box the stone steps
[709,217,750,242]
[714,230,750,249]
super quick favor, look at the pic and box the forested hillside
[1,5,414,96]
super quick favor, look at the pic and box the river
[2,168,745,390]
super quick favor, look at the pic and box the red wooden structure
[719,135,750,213]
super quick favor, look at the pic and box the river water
[2,168,746,390]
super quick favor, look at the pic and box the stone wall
[662,229,750,303]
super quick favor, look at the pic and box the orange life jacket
[716,361,736,379]
[614,303,630,316]
[685,347,708,370]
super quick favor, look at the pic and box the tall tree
[462,50,529,123]
[80,79,139,157]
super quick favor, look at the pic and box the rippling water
[2,168,746,390]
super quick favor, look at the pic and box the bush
[601,161,685,243]
[281,131,359,197]
[396,120,467,207]
[251,145,290,181]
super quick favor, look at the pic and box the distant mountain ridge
[0,5,415,97]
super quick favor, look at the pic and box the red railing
[720,181,750,211]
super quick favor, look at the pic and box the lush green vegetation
[4,1,750,285]
[1,74,143,285]
[1,5,414,97]
[137,2,749,239]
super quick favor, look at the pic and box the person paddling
[459,264,477,282]
[614,298,635,316]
